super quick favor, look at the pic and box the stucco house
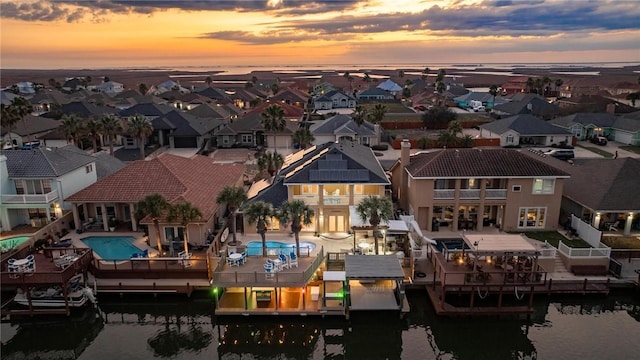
[309,114,381,147]
[66,153,246,246]
[314,90,357,111]
[0,146,97,231]
[549,112,640,145]
[390,141,570,232]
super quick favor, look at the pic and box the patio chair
[288,252,298,268]
[608,221,620,231]
[264,263,275,279]
[279,253,290,269]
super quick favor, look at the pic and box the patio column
[72,204,80,230]
[593,213,602,230]
[452,179,461,231]
[624,212,634,236]
[101,204,108,231]
[45,207,51,223]
[478,181,486,232]
[130,203,137,231]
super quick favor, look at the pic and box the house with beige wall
[245,140,390,235]
[390,140,569,232]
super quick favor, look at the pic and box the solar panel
[309,169,369,182]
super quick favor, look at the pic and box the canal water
[1,290,639,359]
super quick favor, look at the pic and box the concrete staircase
[551,255,574,279]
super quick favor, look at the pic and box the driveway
[576,140,640,159]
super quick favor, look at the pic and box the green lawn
[521,231,592,248]
[619,145,640,154]
[575,144,614,158]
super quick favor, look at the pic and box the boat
[13,275,97,308]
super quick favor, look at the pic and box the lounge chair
[288,252,298,268]
[279,253,290,269]
[264,263,275,279]
[608,221,620,231]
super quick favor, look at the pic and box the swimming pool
[245,241,316,256]
[0,236,31,252]
[433,238,470,253]
[81,236,141,259]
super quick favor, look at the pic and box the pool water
[245,241,316,256]
[81,236,141,259]
[0,236,31,252]
[433,238,470,253]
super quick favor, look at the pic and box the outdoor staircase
[553,255,572,276]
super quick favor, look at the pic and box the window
[85,164,93,173]
[506,135,515,144]
[532,179,555,194]
[241,134,252,143]
[518,207,546,229]
[512,185,521,192]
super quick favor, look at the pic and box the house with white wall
[0,146,97,231]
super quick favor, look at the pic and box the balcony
[459,189,481,199]
[323,195,349,205]
[486,189,507,199]
[1,190,58,204]
[292,195,319,206]
[434,189,455,199]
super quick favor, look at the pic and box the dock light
[212,287,218,296]
[486,257,492,264]
[457,257,464,265]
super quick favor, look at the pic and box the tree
[447,120,463,137]
[417,136,430,149]
[101,114,122,155]
[261,104,286,153]
[167,202,203,256]
[251,76,258,85]
[139,83,148,95]
[542,76,551,96]
[355,196,393,255]
[216,186,247,246]
[421,67,430,81]
[526,77,535,93]
[460,134,474,148]
[60,114,83,145]
[554,79,564,94]
[270,83,279,95]
[0,104,18,148]
[85,118,103,153]
[421,106,456,130]
[402,87,411,99]
[103,75,111,82]
[438,130,458,148]
[128,115,153,160]
[205,76,213,87]
[343,71,351,90]
[363,73,371,84]
[48,78,57,88]
[257,151,284,178]
[370,103,387,123]
[398,70,405,80]
[136,194,170,256]
[11,97,33,142]
[489,84,499,106]
[244,201,274,257]
[292,127,314,149]
[276,200,314,257]
[352,105,369,127]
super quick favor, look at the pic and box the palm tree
[85,118,103,153]
[526,77,535,93]
[370,103,387,123]
[489,85,499,107]
[101,114,122,155]
[438,130,457,148]
[139,83,148,95]
[541,76,551,96]
[11,97,33,142]
[421,67,430,81]
[352,105,369,127]
[355,196,393,255]
[447,120,463,137]
[257,151,284,178]
[204,76,213,87]
[244,201,274,257]
[60,114,83,146]
[627,92,640,107]
[136,193,170,256]
[261,104,286,153]
[216,186,247,246]
[1,104,20,148]
[292,127,315,149]
[276,200,314,257]
[343,71,351,90]
[363,73,372,84]
[554,79,564,94]
[460,134,474,148]
[167,202,203,256]
[128,115,153,160]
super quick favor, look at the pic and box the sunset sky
[1,0,639,69]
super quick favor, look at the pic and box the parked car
[590,136,608,145]
[544,149,575,160]
[414,105,427,111]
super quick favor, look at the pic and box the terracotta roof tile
[66,153,246,220]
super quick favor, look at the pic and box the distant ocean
[123,62,640,76]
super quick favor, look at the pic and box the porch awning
[463,234,539,256]
[345,255,405,280]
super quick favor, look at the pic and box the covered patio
[345,255,406,311]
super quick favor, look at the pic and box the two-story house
[0,146,97,231]
[309,114,381,147]
[314,90,356,111]
[390,140,569,232]
[245,140,390,234]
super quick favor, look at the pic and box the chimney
[400,139,411,209]
[606,103,616,114]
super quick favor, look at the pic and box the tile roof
[2,145,95,178]
[0,114,59,137]
[405,148,570,178]
[66,153,246,220]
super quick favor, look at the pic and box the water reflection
[0,291,638,359]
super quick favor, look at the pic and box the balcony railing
[459,189,480,199]
[322,196,349,205]
[485,189,507,199]
[434,189,455,199]
[1,190,58,204]
[292,195,319,205]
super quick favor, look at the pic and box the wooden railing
[1,248,93,286]
[91,257,209,279]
